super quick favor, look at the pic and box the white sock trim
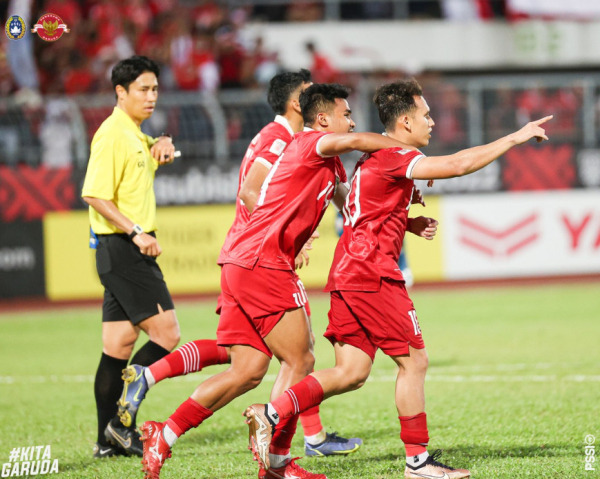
[305,429,326,445]
[266,403,280,425]
[163,425,178,447]
[269,453,291,469]
[144,368,156,388]
[407,451,429,468]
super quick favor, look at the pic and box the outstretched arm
[318,132,405,157]
[411,116,552,180]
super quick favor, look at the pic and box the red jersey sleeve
[379,148,425,180]
[250,128,290,169]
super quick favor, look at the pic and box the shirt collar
[274,115,295,137]
[113,106,146,141]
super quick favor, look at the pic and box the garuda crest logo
[31,13,69,42]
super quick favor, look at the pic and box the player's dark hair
[111,55,160,94]
[373,79,423,131]
[267,69,312,115]
[300,83,350,125]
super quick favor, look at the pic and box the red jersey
[218,116,294,265]
[223,129,347,271]
[326,147,425,292]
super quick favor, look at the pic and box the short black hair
[299,83,350,125]
[267,69,312,115]
[111,55,160,93]
[373,79,423,131]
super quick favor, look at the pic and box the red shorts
[304,296,311,318]
[217,263,308,357]
[217,292,309,316]
[324,279,425,361]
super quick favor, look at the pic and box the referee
[82,56,181,459]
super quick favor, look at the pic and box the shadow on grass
[58,435,574,478]
[352,443,574,463]
[448,442,576,459]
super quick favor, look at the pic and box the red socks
[148,339,229,383]
[166,398,213,437]
[399,412,429,456]
[270,414,300,455]
[271,375,324,419]
[298,405,322,436]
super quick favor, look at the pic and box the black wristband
[159,132,172,138]
[128,224,144,240]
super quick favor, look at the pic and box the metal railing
[1,71,599,188]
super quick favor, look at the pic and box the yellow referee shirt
[82,107,159,234]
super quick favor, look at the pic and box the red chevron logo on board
[459,213,540,257]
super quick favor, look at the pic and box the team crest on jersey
[5,16,26,40]
[31,13,70,42]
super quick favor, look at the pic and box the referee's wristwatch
[128,224,144,240]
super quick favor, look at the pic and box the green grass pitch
[0,282,598,478]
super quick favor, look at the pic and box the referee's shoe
[105,420,144,457]
[117,364,149,428]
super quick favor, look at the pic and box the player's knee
[414,350,429,374]
[300,349,315,374]
[336,365,369,392]
[403,350,428,378]
[242,375,263,392]
[293,350,316,376]
[345,371,369,391]
[278,350,315,376]
[147,317,181,351]
[164,325,181,351]
[104,343,135,359]
[102,330,137,359]
[235,366,268,392]
[151,327,180,351]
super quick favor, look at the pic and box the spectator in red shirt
[305,41,340,84]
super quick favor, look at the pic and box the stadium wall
[31,189,600,302]
[0,221,45,299]
[243,20,600,72]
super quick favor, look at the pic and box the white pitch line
[1,373,599,385]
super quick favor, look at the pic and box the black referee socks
[94,353,128,445]
[130,340,170,367]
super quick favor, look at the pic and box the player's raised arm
[411,116,552,180]
[301,83,405,157]
[318,131,405,157]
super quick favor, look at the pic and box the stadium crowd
[1,0,510,97]
[0,0,584,171]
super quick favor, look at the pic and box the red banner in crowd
[503,144,576,191]
[0,165,76,222]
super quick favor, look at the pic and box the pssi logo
[31,13,69,42]
[5,15,26,40]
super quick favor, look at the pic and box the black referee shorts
[95,233,174,325]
